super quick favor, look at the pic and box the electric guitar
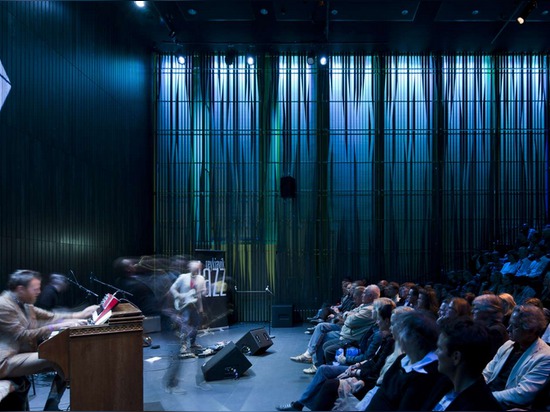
[174,289,198,310]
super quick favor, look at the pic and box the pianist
[0,269,98,410]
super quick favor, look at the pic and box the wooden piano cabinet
[39,304,144,411]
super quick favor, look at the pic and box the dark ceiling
[120,0,550,54]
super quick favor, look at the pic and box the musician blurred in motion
[169,260,207,358]
[0,270,98,410]
[35,274,69,311]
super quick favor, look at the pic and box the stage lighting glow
[177,55,186,65]
[246,55,255,66]
[134,1,146,8]
[319,56,328,66]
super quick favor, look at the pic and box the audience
[290,286,375,374]
[483,305,550,409]
[426,317,503,410]
[471,294,509,358]
[277,299,394,411]
[363,310,452,410]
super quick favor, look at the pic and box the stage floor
[29,322,316,411]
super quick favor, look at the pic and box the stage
[29,322,314,411]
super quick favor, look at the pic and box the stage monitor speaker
[235,327,273,355]
[280,176,296,198]
[201,342,252,381]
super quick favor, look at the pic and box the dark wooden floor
[29,322,316,411]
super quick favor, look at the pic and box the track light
[177,54,185,65]
[517,0,537,24]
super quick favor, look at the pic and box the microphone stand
[265,286,275,339]
[90,276,133,298]
[67,277,99,301]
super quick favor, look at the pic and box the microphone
[265,285,270,292]
[89,272,94,284]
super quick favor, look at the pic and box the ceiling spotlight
[319,55,328,66]
[517,0,537,24]
[225,49,236,66]
[134,1,146,8]
[246,55,255,66]
[260,8,269,15]
[177,55,186,65]
[306,52,315,66]
[188,8,198,16]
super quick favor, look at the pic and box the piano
[38,302,144,411]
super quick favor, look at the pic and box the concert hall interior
[2,1,550,411]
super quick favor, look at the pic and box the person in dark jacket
[364,310,453,411]
[425,316,503,411]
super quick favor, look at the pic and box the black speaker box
[201,342,252,381]
[280,176,297,198]
[235,327,273,355]
[272,304,293,327]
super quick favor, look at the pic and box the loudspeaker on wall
[201,342,252,381]
[235,327,273,355]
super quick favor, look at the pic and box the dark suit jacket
[423,376,504,411]
[366,354,453,411]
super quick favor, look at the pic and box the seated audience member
[397,282,415,306]
[517,245,550,280]
[320,286,382,368]
[308,279,353,324]
[416,287,439,316]
[542,321,550,344]
[437,298,451,325]
[290,286,368,373]
[276,300,394,411]
[514,246,532,277]
[514,283,537,305]
[524,297,545,310]
[500,250,521,277]
[403,285,419,308]
[309,303,398,411]
[425,317,503,411]
[483,305,550,409]
[446,297,471,318]
[471,294,509,358]
[334,298,396,366]
[498,293,516,326]
[0,270,98,411]
[541,272,550,306]
[377,280,388,295]
[384,282,400,305]
[363,310,453,411]
[35,274,69,311]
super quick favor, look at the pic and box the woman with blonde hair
[498,292,516,326]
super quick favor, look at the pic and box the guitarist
[169,260,207,358]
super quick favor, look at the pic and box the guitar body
[174,289,197,310]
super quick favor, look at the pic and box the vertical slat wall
[155,53,548,316]
[0,2,153,303]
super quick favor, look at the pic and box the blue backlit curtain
[155,53,549,311]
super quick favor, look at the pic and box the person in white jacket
[482,305,550,409]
